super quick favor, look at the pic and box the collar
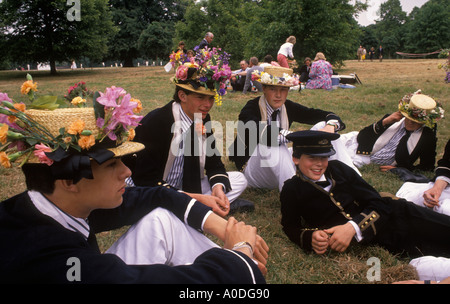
[28,190,90,239]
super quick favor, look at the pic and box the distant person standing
[277,36,296,68]
[369,47,375,62]
[357,45,363,61]
[378,45,384,62]
[195,32,214,51]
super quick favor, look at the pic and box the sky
[355,0,430,26]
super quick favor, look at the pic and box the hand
[379,165,396,172]
[253,235,269,268]
[185,192,230,217]
[423,179,447,209]
[223,217,257,259]
[324,222,356,253]
[383,111,403,126]
[211,184,230,212]
[311,230,329,255]
[319,124,336,134]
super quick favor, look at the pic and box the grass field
[0,58,448,284]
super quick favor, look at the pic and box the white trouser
[126,171,247,203]
[107,208,218,266]
[201,171,248,203]
[396,182,450,216]
[409,256,450,281]
[244,143,296,191]
[311,123,362,175]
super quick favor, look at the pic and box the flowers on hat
[171,47,232,105]
[95,86,143,142]
[398,90,444,129]
[251,70,299,87]
[0,76,143,168]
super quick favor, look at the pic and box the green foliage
[108,0,189,66]
[0,0,116,74]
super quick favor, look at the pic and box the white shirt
[278,42,294,58]
[28,190,90,239]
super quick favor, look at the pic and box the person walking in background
[277,36,296,68]
[378,45,384,62]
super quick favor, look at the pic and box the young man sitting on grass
[280,130,450,262]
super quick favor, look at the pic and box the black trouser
[373,198,450,259]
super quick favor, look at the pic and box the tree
[0,0,116,74]
[108,0,188,67]
[175,0,366,68]
[403,0,449,54]
[373,0,407,58]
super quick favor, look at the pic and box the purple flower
[0,93,13,103]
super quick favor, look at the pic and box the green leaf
[28,95,60,110]
[93,91,104,119]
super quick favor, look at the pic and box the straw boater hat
[170,47,232,100]
[0,88,144,182]
[252,66,299,87]
[398,90,444,129]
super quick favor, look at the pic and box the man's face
[240,61,248,70]
[179,90,215,120]
[294,154,329,181]
[263,85,289,110]
[404,118,423,132]
[75,158,131,215]
[206,35,214,44]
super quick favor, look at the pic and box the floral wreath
[170,47,232,106]
[0,74,143,177]
[398,90,444,129]
[251,70,299,87]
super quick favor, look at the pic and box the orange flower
[0,124,8,144]
[0,152,11,168]
[127,128,135,141]
[13,103,26,112]
[20,80,38,95]
[78,134,95,150]
[131,98,143,113]
[71,96,86,106]
[67,119,85,135]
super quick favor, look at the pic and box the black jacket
[356,114,437,171]
[0,187,265,284]
[228,97,345,170]
[126,101,231,191]
[280,160,450,258]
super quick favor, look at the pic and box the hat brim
[22,141,145,164]
[399,111,425,125]
[175,82,216,96]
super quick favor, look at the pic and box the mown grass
[0,58,448,284]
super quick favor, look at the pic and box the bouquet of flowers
[169,50,189,69]
[251,70,299,87]
[398,90,444,129]
[172,47,232,106]
[64,81,93,107]
[438,49,449,83]
[0,76,143,168]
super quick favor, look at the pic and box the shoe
[229,198,255,214]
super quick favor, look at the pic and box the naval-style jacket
[0,186,264,284]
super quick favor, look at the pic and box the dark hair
[22,164,57,194]
[264,55,273,63]
[173,85,194,103]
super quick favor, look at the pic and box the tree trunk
[123,56,134,67]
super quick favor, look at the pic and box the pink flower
[34,143,54,166]
[0,93,13,103]
[176,65,189,81]
[96,86,127,108]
